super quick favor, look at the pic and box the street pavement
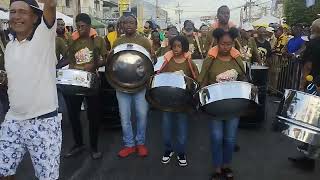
[2,96,319,180]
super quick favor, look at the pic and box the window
[66,0,70,8]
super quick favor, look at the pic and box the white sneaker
[161,151,174,164]
[177,154,188,167]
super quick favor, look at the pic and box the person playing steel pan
[0,0,60,179]
[287,18,320,171]
[197,27,245,180]
[182,20,204,59]
[207,5,237,50]
[63,13,107,160]
[239,23,262,64]
[156,25,180,57]
[157,35,199,167]
[112,14,152,158]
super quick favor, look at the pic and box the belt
[30,110,58,120]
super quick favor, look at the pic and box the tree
[284,0,320,25]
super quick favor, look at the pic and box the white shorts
[0,115,62,180]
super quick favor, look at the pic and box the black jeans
[0,88,9,120]
[64,94,101,151]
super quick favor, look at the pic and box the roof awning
[91,17,107,28]
[103,1,118,8]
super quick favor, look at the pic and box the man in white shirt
[0,0,60,180]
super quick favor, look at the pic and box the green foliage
[284,0,320,25]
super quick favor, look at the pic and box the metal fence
[267,54,304,94]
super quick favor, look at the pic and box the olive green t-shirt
[161,58,199,79]
[183,34,202,59]
[239,37,261,63]
[56,37,68,61]
[198,56,245,86]
[112,34,152,53]
[155,46,170,57]
[68,36,107,72]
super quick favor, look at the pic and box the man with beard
[182,20,203,59]
[0,0,60,179]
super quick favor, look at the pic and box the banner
[118,0,131,13]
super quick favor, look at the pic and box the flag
[306,0,315,7]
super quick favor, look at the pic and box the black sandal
[210,172,224,180]
[222,168,234,180]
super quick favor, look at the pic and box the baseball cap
[266,27,275,33]
[10,0,43,14]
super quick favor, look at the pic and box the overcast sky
[144,0,248,27]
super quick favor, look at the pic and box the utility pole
[175,2,183,31]
[248,0,252,22]
[155,0,159,19]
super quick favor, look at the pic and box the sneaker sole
[161,152,174,164]
[161,159,171,164]
[178,162,188,167]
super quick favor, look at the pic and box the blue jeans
[210,117,239,167]
[116,89,149,147]
[162,111,188,155]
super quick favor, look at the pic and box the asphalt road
[1,96,319,180]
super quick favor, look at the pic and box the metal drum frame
[277,89,320,146]
[106,43,154,93]
[56,69,99,96]
[196,81,258,117]
[146,72,199,112]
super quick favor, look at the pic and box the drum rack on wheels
[240,65,268,128]
[99,72,121,128]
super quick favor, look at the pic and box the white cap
[242,22,254,31]
[266,27,275,33]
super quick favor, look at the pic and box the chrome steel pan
[106,43,154,93]
[56,69,99,96]
[277,89,320,146]
[196,81,258,116]
[146,72,199,112]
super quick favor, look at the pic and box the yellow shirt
[107,31,118,48]
[275,33,288,54]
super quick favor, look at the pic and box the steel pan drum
[146,72,199,112]
[197,81,258,116]
[106,43,154,93]
[154,56,164,72]
[56,69,99,96]
[277,89,320,146]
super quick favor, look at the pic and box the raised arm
[42,0,57,27]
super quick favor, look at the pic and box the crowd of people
[0,0,320,180]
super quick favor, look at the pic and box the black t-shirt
[255,38,272,59]
[303,37,320,77]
